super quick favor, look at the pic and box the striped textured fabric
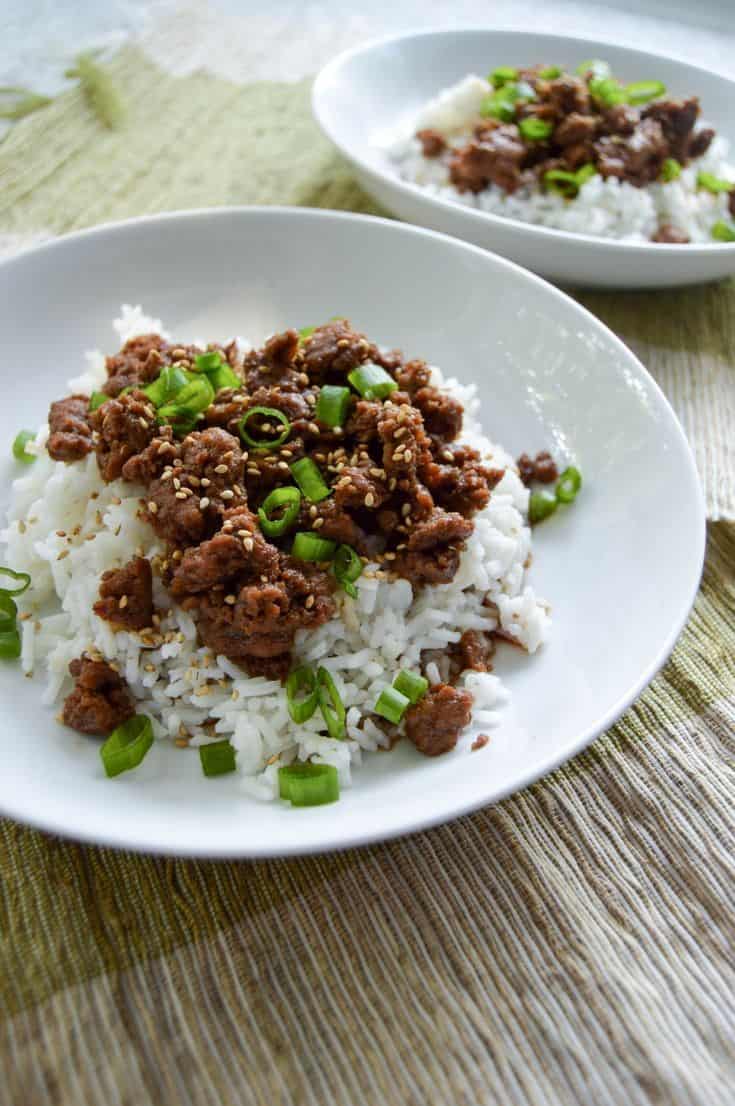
[0,45,733,1106]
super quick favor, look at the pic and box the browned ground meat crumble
[418,65,717,244]
[516,450,558,486]
[49,320,524,751]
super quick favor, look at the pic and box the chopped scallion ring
[480,94,515,122]
[519,117,553,141]
[89,391,110,412]
[143,363,191,407]
[290,457,330,502]
[199,739,236,777]
[194,351,223,373]
[0,628,21,659]
[257,486,301,538]
[538,65,561,79]
[0,568,31,596]
[625,80,666,105]
[278,762,340,806]
[489,66,518,89]
[576,59,611,80]
[0,593,18,632]
[157,374,215,430]
[661,158,681,183]
[544,163,596,198]
[589,75,626,107]
[697,171,734,194]
[316,666,346,739]
[291,532,337,562]
[333,543,362,598]
[348,363,398,401]
[193,350,240,392]
[237,406,291,450]
[711,220,735,242]
[529,489,558,524]
[12,430,36,464]
[393,669,428,705]
[374,686,410,725]
[100,714,154,778]
[286,666,318,724]
[556,466,583,504]
[315,385,351,427]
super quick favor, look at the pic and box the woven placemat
[0,48,733,1106]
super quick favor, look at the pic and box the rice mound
[2,307,550,799]
[388,75,735,244]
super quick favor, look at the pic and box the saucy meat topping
[50,320,504,751]
[62,656,135,736]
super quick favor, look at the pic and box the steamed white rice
[388,75,735,243]
[2,306,550,799]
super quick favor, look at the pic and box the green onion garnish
[576,59,611,79]
[199,739,236,777]
[0,568,30,596]
[237,406,291,450]
[333,543,362,599]
[290,457,330,503]
[712,220,735,242]
[348,363,398,401]
[316,666,346,739]
[0,628,21,659]
[315,384,352,427]
[12,430,35,464]
[479,94,516,122]
[298,325,316,344]
[278,762,340,806]
[661,158,681,182]
[157,374,215,429]
[143,363,191,407]
[0,593,18,632]
[519,117,553,141]
[538,65,561,79]
[286,665,319,723]
[393,669,428,705]
[490,66,518,88]
[257,486,301,538]
[697,171,734,194]
[291,532,337,562]
[89,391,110,411]
[544,163,596,197]
[194,351,222,373]
[193,350,240,392]
[625,80,666,105]
[100,714,154,778]
[589,75,626,107]
[529,489,558,524]
[556,466,583,504]
[374,686,410,725]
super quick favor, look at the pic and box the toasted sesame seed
[214,464,228,474]
[394,427,406,439]
[57,550,69,561]
[223,450,234,461]
[403,450,412,462]
[308,422,320,435]
[119,595,129,609]
[237,529,249,537]
[220,489,234,500]
[305,594,315,609]
[175,491,187,500]
[172,549,183,561]
[313,518,324,529]
[173,477,181,490]
[336,338,350,348]
[200,477,211,487]
[364,493,375,507]
[243,537,254,552]
[138,417,148,429]
[281,449,293,458]
[309,505,318,518]
[401,503,411,516]
[442,449,454,462]
[224,594,236,605]
[199,497,210,510]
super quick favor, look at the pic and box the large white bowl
[313,28,735,288]
[0,208,704,856]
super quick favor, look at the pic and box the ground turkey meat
[413,386,463,441]
[449,125,526,194]
[651,223,690,244]
[405,683,473,757]
[94,556,154,631]
[416,128,446,157]
[301,320,370,380]
[103,334,170,397]
[394,509,474,585]
[517,450,558,486]
[458,629,495,672]
[47,396,93,462]
[93,390,159,482]
[62,656,135,736]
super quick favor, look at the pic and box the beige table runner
[0,46,733,1106]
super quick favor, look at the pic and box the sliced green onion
[393,669,428,705]
[157,374,215,428]
[529,489,558,524]
[576,59,611,79]
[0,568,30,596]
[374,686,410,725]
[286,666,318,723]
[333,543,362,599]
[347,363,398,401]
[257,486,301,538]
[291,532,337,562]
[711,220,735,242]
[0,628,21,659]
[100,714,154,778]
[199,739,236,777]
[0,594,18,632]
[316,666,346,739]
[538,65,561,79]
[237,406,291,450]
[290,457,330,503]
[490,66,518,88]
[12,430,35,464]
[519,117,553,141]
[479,94,516,122]
[556,466,583,504]
[661,158,681,182]
[589,75,626,107]
[697,171,734,194]
[279,763,339,806]
[143,363,191,407]
[315,384,351,427]
[89,391,110,411]
[194,351,222,373]
[544,163,596,197]
[515,80,536,101]
[298,325,315,344]
[626,80,666,105]
[193,350,240,392]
